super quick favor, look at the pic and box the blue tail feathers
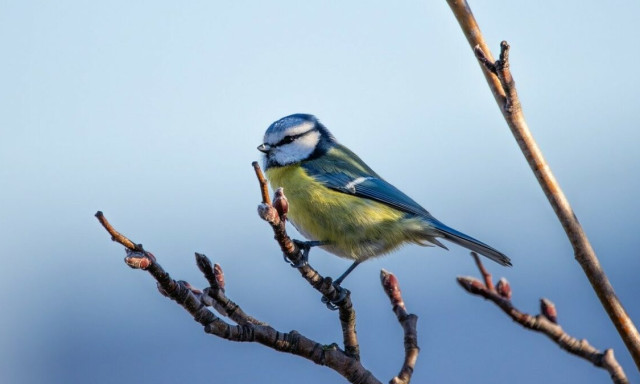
[429,219,512,266]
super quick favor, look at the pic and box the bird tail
[427,219,512,266]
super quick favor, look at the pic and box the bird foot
[321,284,349,311]
[285,240,326,268]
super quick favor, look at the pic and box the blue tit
[258,113,511,284]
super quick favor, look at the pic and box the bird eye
[281,136,295,144]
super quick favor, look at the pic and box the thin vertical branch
[446,0,640,370]
[253,163,361,359]
[253,161,271,205]
[381,270,419,384]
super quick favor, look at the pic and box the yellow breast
[265,164,423,260]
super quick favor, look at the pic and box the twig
[195,253,266,326]
[457,255,628,384]
[253,162,360,359]
[471,252,493,291]
[381,270,419,384]
[96,211,381,384]
[252,161,271,205]
[446,0,640,369]
[95,211,139,251]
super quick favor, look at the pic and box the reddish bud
[540,298,558,323]
[380,269,405,310]
[273,187,289,219]
[457,276,486,295]
[496,277,512,300]
[214,263,225,291]
[257,203,279,224]
[124,250,153,269]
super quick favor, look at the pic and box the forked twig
[96,211,381,384]
[458,253,628,384]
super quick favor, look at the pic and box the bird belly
[266,165,432,261]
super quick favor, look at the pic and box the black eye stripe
[273,128,316,147]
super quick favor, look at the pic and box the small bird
[258,113,511,288]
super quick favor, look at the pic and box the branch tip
[252,161,271,205]
[540,298,558,324]
[499,40,510,63]
[456,276,485,294]
[95,211,138,251]
[471,252,494,290]
[382,269,418,384]
[380,269,406,312]
[195,252,213,274]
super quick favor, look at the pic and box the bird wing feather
[302,144,433,218]
[302,144,512,267]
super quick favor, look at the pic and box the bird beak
[257,143,271,153]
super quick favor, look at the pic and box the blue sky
[1,1,639,383]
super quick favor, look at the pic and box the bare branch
[253,162,360,358]
[446,0,640,369]
[95,211,139,251]
[195,253,266,326]
[252,161,271,205]
[96,211,381,384]
[471,252,493,291]
[381,270,419,384]
[458,255,628,384]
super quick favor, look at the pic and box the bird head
[258,114,335,168]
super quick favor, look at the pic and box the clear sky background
[1,1,639,383]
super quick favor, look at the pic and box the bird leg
[335,261,361,285]
[286,240,327,268]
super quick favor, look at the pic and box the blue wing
[302,144,434,218]
[302,144,512,266]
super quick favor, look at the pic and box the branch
[446,0,640,370]
[253,161,360,358]
[194,253,267,326]
[381,270,419,384]
[458,253,628,384]
[96,211,381,384]
[253,160,271,205]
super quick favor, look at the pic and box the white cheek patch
[272,130,320,165]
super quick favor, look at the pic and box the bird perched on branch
[258,113,511,291]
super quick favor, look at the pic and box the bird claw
[285,240,326,268]
[321,285,349,311]
[283,250,308,268]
